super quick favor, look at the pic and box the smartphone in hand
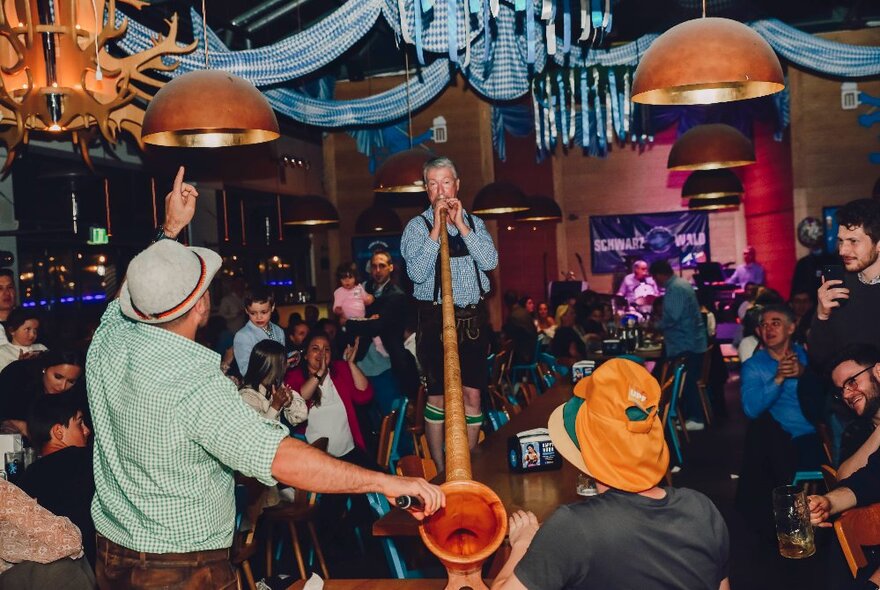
[822,264,847,308]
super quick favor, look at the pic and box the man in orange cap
[490,359,731,590]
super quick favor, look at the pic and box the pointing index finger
[173,166,186,192]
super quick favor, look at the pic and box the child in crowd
[0,308,47,372]
[239,340,307,425]
[239,340,307,504]
[332,262,385,357]
[233,288,284,375]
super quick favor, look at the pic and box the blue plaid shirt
[401,207,497,306]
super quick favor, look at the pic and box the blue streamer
[482,0,491,62]
[557,71,568,142]
[415,1,425,65]
[592,68,605,153]
[526,0,536,63]
[448,0,458,63]
[590,0,602,29]
[562,0,571,54]
[469,0,481,14]
[580,68,589,149]
[608,69,622,140]
[515,0,526,10]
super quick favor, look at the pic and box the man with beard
[810,199,880,370]
[829,344,880,479]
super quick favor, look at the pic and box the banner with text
[589,211,710,274]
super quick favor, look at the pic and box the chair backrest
[231,476,270,564]
[834,503,880,577]
[660,359,687,423]
[377,409,399,471]
[388,397,409,473]
[396,454,439,481]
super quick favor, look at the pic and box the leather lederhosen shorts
[416,300,489,396]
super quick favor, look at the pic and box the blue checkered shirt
[401,207,498,306]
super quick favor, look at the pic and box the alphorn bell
[419,204,508,590]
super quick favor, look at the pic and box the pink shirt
[333,285,370,320]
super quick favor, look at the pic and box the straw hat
[119,240,221,324]
[548,358,669,492]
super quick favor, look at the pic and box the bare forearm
[298,375,320,400]
[827,487,858,516]
[349,362,369,390]
[271,437,392,494]
[839,429,880,480]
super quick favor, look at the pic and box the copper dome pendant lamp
[668,124,756,171]
[141,0,279,147]
[632,1,784,105]
[373,51,432,194]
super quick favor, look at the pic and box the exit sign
[88,226,109,245]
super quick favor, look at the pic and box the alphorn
[419,205,508,590]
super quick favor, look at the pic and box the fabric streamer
[580,68,589,149]
[557,72,568,143]
[448,0,458,63]
[414,0,425,64]
[562,0,571,54]
[526,0,536,63]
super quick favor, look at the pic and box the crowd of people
[1,156,879,590]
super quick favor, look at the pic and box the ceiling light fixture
[471,181,529,217]
[514,195,562,222]
[141,0,279,147]
[668,124,756,171]
[687,194,741,212]
[355,203,402,234]
[632,1,784,105]
[0,0,195,171]
[283,195,340,226]
[681,169,744,200]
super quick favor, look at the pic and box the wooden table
[373,382,578,537]
[286,579,459,589]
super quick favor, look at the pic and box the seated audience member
[0,350,83,439]
[21,395,95,567]
[233,288,284,375]
[285,333,374,465]
[550,305,585,360]
[0,480,95,590]
[0,308,47,372]
[490,359,730,590]
[285,319,310,360]
[503,291,538,365]
[736,305,825,532]
[535,302,556,344]
[828,344,880,479]
[239,339,307,425]
[315,318,343,359]
[616,259,660,308]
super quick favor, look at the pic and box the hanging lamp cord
[202,0,210,68]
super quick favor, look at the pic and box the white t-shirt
[305,376,355,458]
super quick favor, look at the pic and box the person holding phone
[809,199,880,371]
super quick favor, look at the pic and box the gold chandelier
[0,0,195,171]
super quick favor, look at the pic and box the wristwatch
[152,225,172,243]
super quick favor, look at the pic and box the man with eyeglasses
[828,344,880,481]
[810,199,880,371]
[736,304,825,532]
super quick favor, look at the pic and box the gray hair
[423,156,459,182]
[632,259,648,271]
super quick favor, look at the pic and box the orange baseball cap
[548,358,669,492]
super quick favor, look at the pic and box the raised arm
[161,166,199,239]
